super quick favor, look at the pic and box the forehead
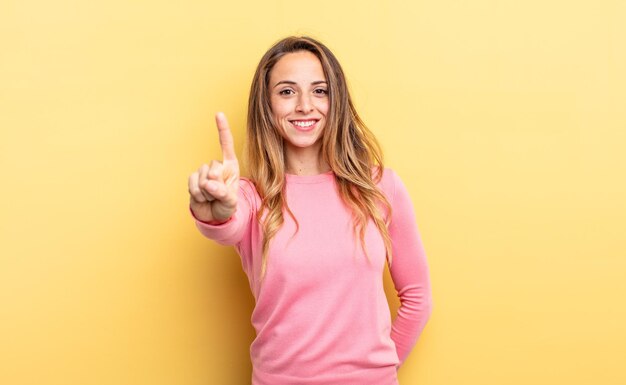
[269,51,326,83]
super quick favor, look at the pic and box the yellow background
[1,0,625,384]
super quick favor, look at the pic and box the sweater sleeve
[190,178,256,247]
[387,170,433,365]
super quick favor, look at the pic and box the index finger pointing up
[215,112,237,161]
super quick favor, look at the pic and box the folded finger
[188,172,207,203]
[204,179,228,202]
[208,160,224,183]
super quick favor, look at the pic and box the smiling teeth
[293,120,315,127]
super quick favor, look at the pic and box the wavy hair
[246,36,393,279]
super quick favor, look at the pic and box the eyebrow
[273,80,328,88]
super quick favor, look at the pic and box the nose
[296,94,313,113]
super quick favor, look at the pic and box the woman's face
[269,50,329,155]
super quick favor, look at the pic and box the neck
[285,144,330,176]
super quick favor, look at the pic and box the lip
[289,119,319,132]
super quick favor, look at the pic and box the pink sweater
[192,168,432,385]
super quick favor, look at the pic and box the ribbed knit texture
[192,168,432,385]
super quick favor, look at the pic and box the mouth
[289,119,319,132]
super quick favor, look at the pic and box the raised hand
[188,112,240,223]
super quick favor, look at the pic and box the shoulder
[375,167,403,200]
[239,177,262,210]
[239,177,258,193]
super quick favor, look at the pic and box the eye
[279,89,295,95]
[313,88,328,95]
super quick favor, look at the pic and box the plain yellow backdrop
[1,1,625,384]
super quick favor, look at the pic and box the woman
[188,36,432,385]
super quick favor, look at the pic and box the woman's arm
[387,170,433,365]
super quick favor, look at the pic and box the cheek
[270,98,292,118]
[269,98,278,117]
[315,98,329,115]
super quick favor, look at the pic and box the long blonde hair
[246,36,393,279]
